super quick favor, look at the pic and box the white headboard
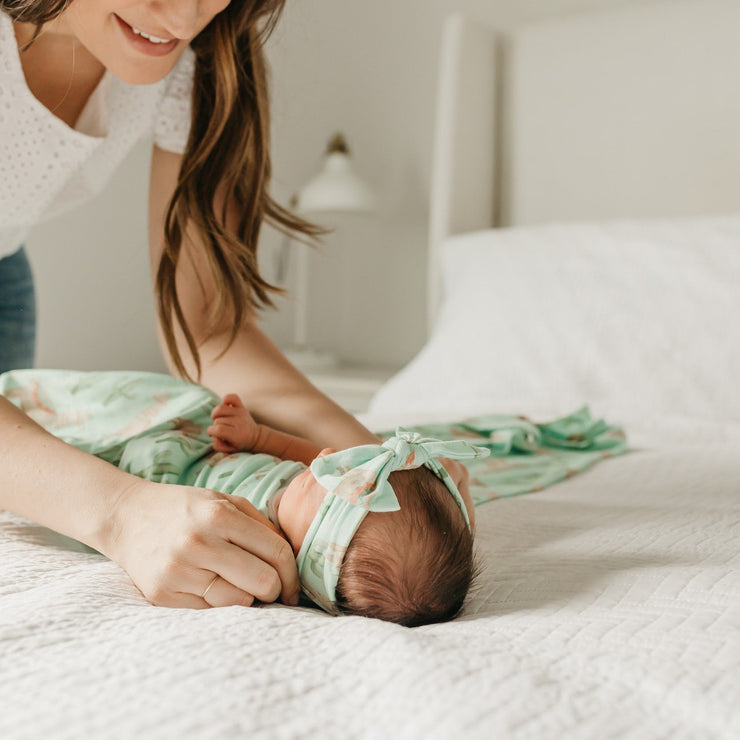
[427,14,499,328]
[429,0,740,326]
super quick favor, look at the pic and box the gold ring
[201,574,219,600]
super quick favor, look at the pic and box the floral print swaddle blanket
[0,369,627,509]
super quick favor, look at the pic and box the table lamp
[282,133,375,371]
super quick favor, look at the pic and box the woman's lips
[114,14,179,57]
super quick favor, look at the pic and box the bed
[3,1,740,738]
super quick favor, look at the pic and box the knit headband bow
[295,430,490,613]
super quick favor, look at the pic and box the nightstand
[305,364,398,413]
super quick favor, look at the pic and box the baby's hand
[207,394,260,453]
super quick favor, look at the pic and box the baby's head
[335,467,477,626]
[276,431,489,626]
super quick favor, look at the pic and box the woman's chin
[104,53,185,85]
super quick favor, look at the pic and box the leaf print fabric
[379,407,627,505]
[0,369,305,525]
[0,369,628,614]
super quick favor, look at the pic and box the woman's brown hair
[3,0,320,379]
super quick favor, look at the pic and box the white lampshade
[295,134,375,214]
[285,133,375,373]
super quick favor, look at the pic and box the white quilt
[1,413,739,740]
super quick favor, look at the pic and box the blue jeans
[0,247,36,372]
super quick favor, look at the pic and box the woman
[0,0,468,610]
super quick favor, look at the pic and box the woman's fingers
[224,493,278,533]
[154,592,211,609]
[142,578,254,609]
[227,501,300,604]
[200,542,282,604]
[109,481,300,610]
[212,495,300,605]
[199,575,255,608]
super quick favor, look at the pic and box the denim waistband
[0,245,36,372]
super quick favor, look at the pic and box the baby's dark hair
[335,467,479,627]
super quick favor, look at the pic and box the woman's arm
[149,146,379,450]
[208,393,323,465]
[149,148,471,514]
[0,394,130,552]
[0,395,300,607]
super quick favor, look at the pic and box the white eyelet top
[0,11,194,259]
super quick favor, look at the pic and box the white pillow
[370,217,740,422]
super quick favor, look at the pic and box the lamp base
[284,346,339,373]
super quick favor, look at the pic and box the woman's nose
[147,0,200,39]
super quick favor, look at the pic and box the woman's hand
[207,393,259,453]
[105,477,300,609]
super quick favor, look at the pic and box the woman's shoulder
[0,11,20,74]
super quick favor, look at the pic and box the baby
[0,370,489,626]
[207,394,486,624]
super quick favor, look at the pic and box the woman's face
[55,0,231,84]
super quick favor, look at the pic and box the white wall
[26,0,645,373]
[27,140,166,372]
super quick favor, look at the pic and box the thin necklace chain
[49,40,77,115]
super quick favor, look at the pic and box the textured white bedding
[371,218,740,424]
[2,413,739,740]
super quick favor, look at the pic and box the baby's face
[276,449,334,554]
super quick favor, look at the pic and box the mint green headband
[295,429,490,614]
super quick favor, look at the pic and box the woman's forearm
[151,177,376,450]
[0,394,301,607]
[0,395,136,556]
[172,322,380,449]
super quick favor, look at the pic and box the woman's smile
[34,0,232,85]
[114,13,179,57]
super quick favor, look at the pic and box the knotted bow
[297,430,490,613]
[310,429,490,519]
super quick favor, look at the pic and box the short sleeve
[153,47,195,154]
